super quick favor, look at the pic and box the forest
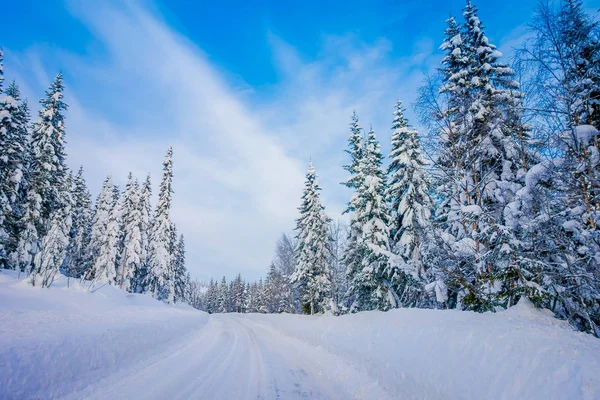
[1,0,599,338]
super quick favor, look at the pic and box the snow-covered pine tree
[218,276,228,313]
[89,185,121,286]
[1,82,31,268]
[341,112,367,309]
[386,101,434,307]
[346,127,395,311]
[146,147,175,302]
[28,73,68,238]
[118,173,143,291]
[429,1,539,312]
[133,174,152,293]
[173,234,187,303]
[0,50,10,268]
[291,161,333,315]
[31,179,72,287]
[64,166,92,279]
[85,176,112,280]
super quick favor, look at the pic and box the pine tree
[1,82,30,268]
[346,127,395,311]
[173,234,187,303]
[386,101,434,307]
[431,1,537,311]
[291,161,333,314]
[89,185,121,286]
[29,73,68,237]
[218,276,228,313]
[146,147,175,302]
[84,177,116,284]
[0,50,11,267]
[134,174,152,293]
[118,173,143,291]
[341,112,366,308]
[64,167,92,279]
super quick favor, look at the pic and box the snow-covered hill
[1,270,599,400]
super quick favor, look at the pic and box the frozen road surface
[69,314,393,400]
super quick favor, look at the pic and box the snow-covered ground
[2,270,599,400]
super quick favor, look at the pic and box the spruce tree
[146,147,175,302]
[88,185,121,286]
[386,101,434,307]
[118,173,143,291]
[1,82,30,267]
[432,1,537,311]
[291,161,333,314]
[84,176,113,281]
[29,74,68,237]
[218,276,228,313]
[64,167,92,278]
[341,112,366,307]
[134,174,152,293]
[173,234,187,303]
[346,127,395,311]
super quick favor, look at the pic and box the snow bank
[245,299,600,400]
[0,270,207,400]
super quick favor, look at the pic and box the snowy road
[66,314,393,400]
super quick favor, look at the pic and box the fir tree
[146,147,175,302]
[386,101,434,307]
[346,127,395,311]
[134,174,152,293]
[1,82,30,267]
[173,234,187,303]
[341,112,366,308]
[64,167,92,279]
[291,161,333,314]
[218,276,228,313]
[118,173,143,291]
[29,73,68,237]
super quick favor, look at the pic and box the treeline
[192,0,600,337]
[0,57,190,303]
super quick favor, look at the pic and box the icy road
[69,314,392,400]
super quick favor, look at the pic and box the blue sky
[3,0,599,281]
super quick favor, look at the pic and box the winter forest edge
[1,0,599,338]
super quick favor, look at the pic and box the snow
[0,270,207,400]
[2,271,600,399]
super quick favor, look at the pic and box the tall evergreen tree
[346,127,394,311]
[118,173,143,291]
[291,161,333,315]
[386,101,434,307]
[29,73,68,237]
[64,167,92,278]
[134,174,152,293]
[341,112,366,308]
[84,176,113,282]
[146,147,175,302]
[1,82,30,267]
[173,234,187,303]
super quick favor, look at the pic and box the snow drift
[244,301,600,399]
[1,269,599,399]
[0,271,208,400]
